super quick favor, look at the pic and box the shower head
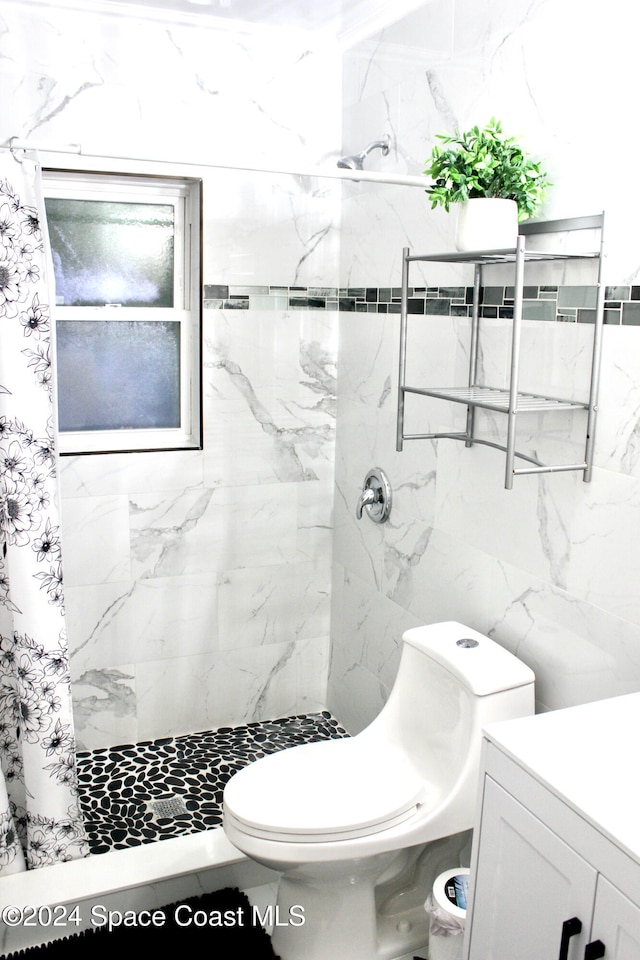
[337,135,390,170]
[336,154,364,171]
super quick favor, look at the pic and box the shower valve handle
[356,486,377,519]
[356,467,392,523]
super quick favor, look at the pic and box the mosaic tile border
[204,283,640,325]
[76,712,349,855]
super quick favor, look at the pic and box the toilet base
[273,868,377,960]
[271,854,428,960]
[267,832,472,960]
[273,888,430,960]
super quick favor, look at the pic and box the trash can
[424,867,469,960]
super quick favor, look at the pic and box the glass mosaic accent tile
[202,281,640,326]
[76,712,349,854]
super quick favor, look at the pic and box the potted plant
[424,118,550,251]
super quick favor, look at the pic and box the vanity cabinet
[464,693,640,960]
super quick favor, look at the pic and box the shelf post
[465,263,482,446]
[396,247,410,451]
[504,235,526,489]
[582,213,606,482]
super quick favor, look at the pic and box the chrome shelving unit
[396,213,606,489]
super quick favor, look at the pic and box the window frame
[43,168,203,455]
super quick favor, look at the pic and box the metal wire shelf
[396,214,606,489]
[405,249,600,265]
[401,385,589,414]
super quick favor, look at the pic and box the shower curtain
[0,152,89,873]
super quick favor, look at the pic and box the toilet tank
[361,622,535,792]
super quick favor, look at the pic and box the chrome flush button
[456,638,479,648]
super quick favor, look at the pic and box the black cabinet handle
[558,917,582,960]
[584,941,605,960]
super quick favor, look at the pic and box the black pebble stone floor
[76,711,350,855]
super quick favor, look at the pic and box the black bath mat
[2,887,280,958]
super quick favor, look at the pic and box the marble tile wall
[60,299,339,749]
[5,0,640,751]
[328,0,640,731]
[0,0,341,749]
[62,304,337,749]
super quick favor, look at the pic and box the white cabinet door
[591,876,640,959]
[466,778,597,960]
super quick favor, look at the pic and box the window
[43,170,202,454]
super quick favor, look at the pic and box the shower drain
[147,795,189,820]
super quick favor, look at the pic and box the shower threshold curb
[0,828,276,953]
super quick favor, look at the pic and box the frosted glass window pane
[56,320,181,431]
[45,198,174,307]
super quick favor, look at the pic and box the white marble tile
[296,478,334,565]
[342,0,454,109]
[66,581,137,670]
[2,1,341,172]
[451,0,532,53]
[202,173,341,290]
[66,575,219,673]
[381,515,434,610]
[129,482,299,579]
[595,327,640,478]
[203,310,338,400]
[135,637,329,740]
[289,635,331,717]
[202,309,337,487]
[71,666,137,752]
[534,320,598,398]
[488,562,640,713]
[326,649,389,737]
[385,525,494,632]
[60,495,131,587]
[433,440,584,589]
[328,567,423,734]
[217,562,330,649]
[566,468,640,627]
[59,450,204,498]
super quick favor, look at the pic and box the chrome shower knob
[356,467,392,523]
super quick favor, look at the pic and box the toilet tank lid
[402,622,535,696]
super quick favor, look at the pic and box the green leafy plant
[424,118,550,221]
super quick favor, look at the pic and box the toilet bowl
[223,621,535,960]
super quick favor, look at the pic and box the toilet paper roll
[427,869,470,960]
[432,867,470,920]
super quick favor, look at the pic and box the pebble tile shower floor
[76,712,349,854]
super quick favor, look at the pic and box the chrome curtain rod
[6,137,429,189]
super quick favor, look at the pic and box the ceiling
[27,0,428,46]
[111,0,365,31]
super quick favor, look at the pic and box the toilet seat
[223,737,426,843]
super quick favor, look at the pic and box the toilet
[223,621,535,960]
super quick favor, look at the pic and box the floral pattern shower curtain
[0,153,89,873]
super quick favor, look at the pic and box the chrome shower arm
[358,137,390,163]
[337,135,390,170]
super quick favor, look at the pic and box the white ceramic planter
[455,197,519,252]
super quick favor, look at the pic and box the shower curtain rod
[6,137,429,189]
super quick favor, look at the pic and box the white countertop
[482,692,640,864]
